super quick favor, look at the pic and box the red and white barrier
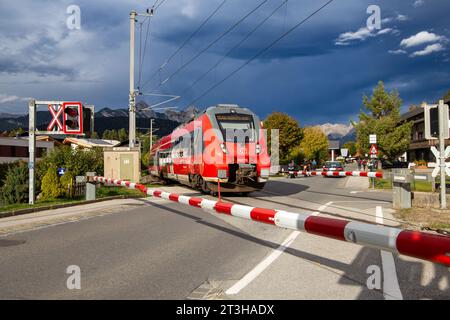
[289,171,383,178]
[94,176,450,266]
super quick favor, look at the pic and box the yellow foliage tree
[299,127,329,162]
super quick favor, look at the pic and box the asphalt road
[0,171,449,299]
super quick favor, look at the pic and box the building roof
[401,106,423,121]
[62,137,121,148]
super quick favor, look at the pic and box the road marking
[376,206,403,300]
[225,202,332,295]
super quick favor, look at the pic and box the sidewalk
[345,175,369,190]
[0,198,146,236]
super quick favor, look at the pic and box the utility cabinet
[104,147,140,183]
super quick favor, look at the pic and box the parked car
[323,161,344,177]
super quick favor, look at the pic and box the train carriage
[149,104,270,194]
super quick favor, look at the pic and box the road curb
[0,195,145,219]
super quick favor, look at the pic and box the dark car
[323,161,344,177]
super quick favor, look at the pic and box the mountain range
[0,103,355,143]
[316,123,356,145]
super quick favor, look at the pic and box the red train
[149,104,271,194]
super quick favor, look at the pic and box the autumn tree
[343,141,357,157]
[263,112,303,164]
[353,81,412,160]
[299,127,329,162]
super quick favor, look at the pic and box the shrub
[60,170,74,198]
[41,166,64,200]
[1,162,29,205]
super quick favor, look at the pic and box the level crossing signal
[63,102,83,134]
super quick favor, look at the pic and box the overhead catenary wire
[140,0,229,91]
[184,0,335,108]
[179,0,289,99]
[149,0,271,91]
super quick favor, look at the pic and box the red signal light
[62,102,83,134]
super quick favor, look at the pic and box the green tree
[343,141,357,157]
[118,128,128,142]
[353,81,413,160]
[264,112,303,164]
[0,161,29,205]
[299,127,329,162]
[90,131,99,139]
[102,130,111,140]
[443,89,450,102]
[41,166,63,200]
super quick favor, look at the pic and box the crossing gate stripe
[304,216,349,241]
[274,211,309,231]
[230,205,254,219]
[396,230,450,266]
[178,195,191,205]
[344,221,401,252]
[214,202,233,214]
[201,199,217,211]
[250,208,276,225]
[189,197,203,207]
[169,193,179,202]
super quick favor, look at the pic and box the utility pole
[28,99,36,204]
[150,118,154,152]
[439,99,447,209]
[129,10,137,148]
[128,9,153,148]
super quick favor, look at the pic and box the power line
[180,0,289,99]
[184,0,335,108]
[140,0,229,91]
[150,0,271,91]
[154,0,167,10]
[138,16,152,90]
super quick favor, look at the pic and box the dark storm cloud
[0,0,449,126]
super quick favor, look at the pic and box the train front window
[216,113,256,142]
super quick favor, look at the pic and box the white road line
[376,206,403,300]
[225,202,332,295]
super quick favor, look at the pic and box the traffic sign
[57,167,66,177]
[430,146,450,177]
[369,134,377,144]
[47,104,63,132]
[369,144,378,155]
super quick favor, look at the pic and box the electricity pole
[150,118,154,152]
[129,9,153,148]
[439,100,447,209]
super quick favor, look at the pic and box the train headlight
[218,170,227,179]
[260,168,269,177]
[220,143,228,154]
[256,144,261,154]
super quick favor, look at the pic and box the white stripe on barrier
[178,195,191,205]
[274,211,309,231]
[121,181,127,187]
[146,189,154,196]
[343,221,401,252]
[201,199,217,211]
[230,205,254,220]
[160,192,172,200]
[129,183,136,189]
[352,171,361,177]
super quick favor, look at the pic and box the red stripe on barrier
[396,230,450,266]
[169,193,179,202]
[250,208,276,225]
[214,202,233,214]
[125,181,131,187]
[304,216,349,241]
[345,172,352,176]
[375,172,383,178]
[153,190,162,197]
[359,172,368,177]
[189,197,203,207]
[332,172,339,176]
